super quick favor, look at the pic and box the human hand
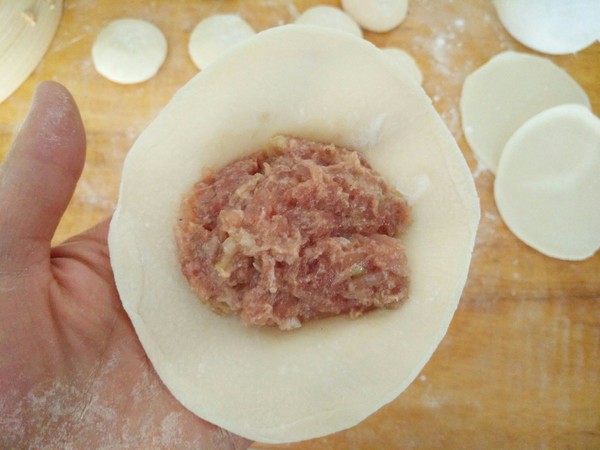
[0,81,251,449]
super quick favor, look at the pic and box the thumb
[0,81,86,270]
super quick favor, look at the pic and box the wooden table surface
[1,1,598,448]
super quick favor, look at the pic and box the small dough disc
[381,47,423,85]
[341,0,408,33]
[92,18,167,84]
[494,0,600,55]
[188,14,255,70]
[460,51,590,174]
[495,104,600,260]
[109,25,479,443]
[295,5,363,38]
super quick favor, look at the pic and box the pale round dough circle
[0,0,63,103]
[109,25,479,443]
[341,0,408,33]
[295,5,363,38]
[495,104,600,260]
[493,0,600,55]
[460,51,590,174]
[92,18,167,85]
[188,14,255,70]
[381,47,423,85]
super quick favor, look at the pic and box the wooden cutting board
[0,1,598,448]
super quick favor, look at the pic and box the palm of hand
[0,82,248,449]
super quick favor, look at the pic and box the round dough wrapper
[381,47,423,85]
[0,0,63,103]
[295,5,363,38]
[341,0,408,33]
[109,25,479,443]
[92,18,167,85]
[493,0,600,55]
[495,104,600,260]
[188,14,255,70]
[460,51,590,174]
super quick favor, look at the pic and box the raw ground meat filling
[176,136,412,330]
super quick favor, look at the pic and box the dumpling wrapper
[0,0,63,103]
[92,18,167,85]
[460,51,590,174]
[493,0,600,55]
[495,104,600,261]
[381,47,423,85]
[108,25,480,443]
[341,0,408,33]
[295,5,363,38]
[188,14,255,70]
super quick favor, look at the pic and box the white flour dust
[0,349,229,448]
[410,0,516,140]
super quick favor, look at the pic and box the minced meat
[175,136,411,330]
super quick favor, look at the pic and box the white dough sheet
[494,0,600,55]
[295,5,363,38]
[495,104,600,261]
[188,14,255,70]
[92,18,167,84]
[109,25,479,443]
[460,51,590,174]
[0,0,63,103]
[381,47,423,85]
[341,0,409,33]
